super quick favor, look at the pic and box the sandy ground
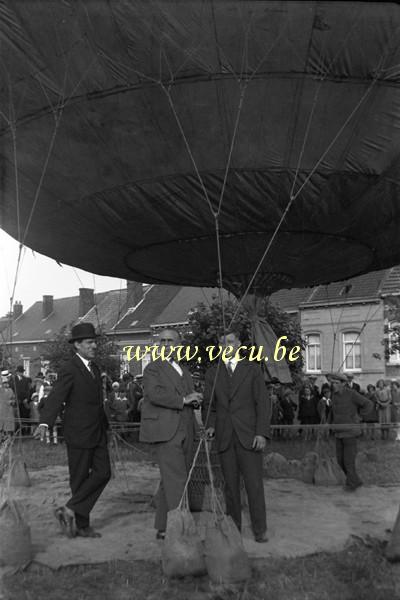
[0,460,399,574]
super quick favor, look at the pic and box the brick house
[271,267,400,389]
[2,267,399,388]
[0,282,224,378]
[0,287,126,376]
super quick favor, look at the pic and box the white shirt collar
[223,355,238,364]
[168,358,183,377]
[223,356,238,371]
[76,353,91,371]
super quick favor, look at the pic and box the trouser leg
[235,436,267,537]
[336,437,345,474]
[154,419,193,532]
[219,439,242,532]
[342,437,361,488]
[66,435,111,528]
[153,479,168,532]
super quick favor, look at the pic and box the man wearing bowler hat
[38,323,111,538]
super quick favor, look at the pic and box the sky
[0,228,125,317]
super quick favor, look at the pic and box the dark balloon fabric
[1,1,400,294]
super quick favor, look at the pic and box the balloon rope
[178,436,204,510]
[229,74,380,327]
[161,86,215,216]
[328,286,347,372]
[216,83,247,216]
[10,126,20,244]
[337,302,382,372]
[22,111,63,245]
[290,76,379,201]
[324,285,341,372]
[289,81,323,201]
[91,274,103,333]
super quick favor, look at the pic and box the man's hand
[252,435,266,451]
[205,427,215,439]
[183,392,203,407]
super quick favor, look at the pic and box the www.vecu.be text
[123,336,301,364]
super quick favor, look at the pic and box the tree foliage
[42,324,120,379]
[183,296,305,379]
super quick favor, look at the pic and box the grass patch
[3,539,400,600]
[8,435,400,485]
[9,435,151,470]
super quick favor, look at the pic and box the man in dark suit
[203,329,270,543]
[10,365,31,434]
[38,323,111,538]
[139,328,202,539]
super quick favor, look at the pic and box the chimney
[79,288,95,317]
[42,295,53,319]
[13,301,23,319]
[126,281,143,307]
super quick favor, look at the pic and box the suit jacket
[139,359,195,443]
[10,375,31,403]
[39,354,108,448]
[203,360,270,452]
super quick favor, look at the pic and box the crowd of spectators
[2,363,400,443]
[0,365,145,443]
[267,374,400,440]
[101,371,143,425]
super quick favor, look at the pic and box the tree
[182,296,305,380]
[42,324,120,379]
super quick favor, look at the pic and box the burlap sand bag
[0,498,32,567]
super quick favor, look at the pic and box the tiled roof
[80,289,127,331]
[0,316,9,334]
[303,269,387,306]
[1,288,124,343]
[269,287,313,313]
[268,267,400,312]
[152,287,230,327]
[114,285,181,331]
[380,266,400,296]
[2,295,81,343]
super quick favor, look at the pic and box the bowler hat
[69,322,98,343]
[16,365,25,373]
[326,372,348,383]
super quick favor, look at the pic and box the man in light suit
[139,328,202,539]
[203,329,270,543]
[38,323,111,538]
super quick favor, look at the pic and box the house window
[305,334,321,372]
[388,323,400,364]
[343,332,361,371]
[23,358,30,377]
[120,352,130,378]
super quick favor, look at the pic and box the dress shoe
[75,526,102,538]
[255,532,269,543]
[156,530,166,540]
[54,506,76,538]
[344,482,363,492]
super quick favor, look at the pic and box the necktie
[88,361,96,379]
[226,360,234,376]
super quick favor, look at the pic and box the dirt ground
[0,458,399,573]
